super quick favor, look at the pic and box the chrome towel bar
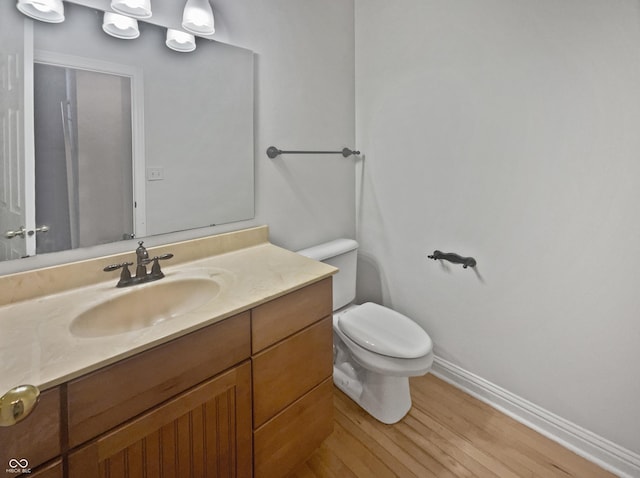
[266,146,360,159]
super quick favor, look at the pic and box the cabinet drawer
[252,316,332,427]
[67,312,250,448]
[251,277,332,353]
[254,378,333,478]
[0,387,60,470]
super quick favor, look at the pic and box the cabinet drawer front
[253,316,332,427]
[68,362,253,478]
[251,277,332,353]
[254,378,333,478]
[67,312,250,448]
[0,387,60,471]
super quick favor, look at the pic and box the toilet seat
[338,302,432,359]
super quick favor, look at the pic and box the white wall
[356,0,640,457]
[215,0,356,250]
[0,0,355,274]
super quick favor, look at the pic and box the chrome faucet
[135,241,150,281]
[103,241,174,288]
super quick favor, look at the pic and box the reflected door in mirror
[0,2,29,261]
[34,64,134,254]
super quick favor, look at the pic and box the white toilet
[298,239,433,424]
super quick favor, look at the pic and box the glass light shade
[102,12,140,39]
[182,0,215,35]
[16,0,65,23]
[166,29,196,53]
[110,0,152,19]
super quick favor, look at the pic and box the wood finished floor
[291,374,615,478]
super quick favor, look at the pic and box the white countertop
[0,229,335,392]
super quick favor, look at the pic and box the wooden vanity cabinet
[3,276,334,478]
[251,278,334,477]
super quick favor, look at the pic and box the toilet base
[333,364,412,424]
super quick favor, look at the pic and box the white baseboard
[431,356,640,478]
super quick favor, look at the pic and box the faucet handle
[148,253,174,281]
[103,262,134,288]
[103,261,134,272]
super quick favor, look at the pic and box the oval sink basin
[70,278,220,338]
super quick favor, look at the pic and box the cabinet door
[68,362,252,478]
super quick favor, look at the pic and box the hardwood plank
[307,446,357,478]
[323,421,396,478]
[332,401,414,477]
[410,385,539,477]
[292,375,615,478]
[397,416,495,477]
[333,391,443,478]
[413,376,616,478]
[289,462,317,478]
[406,403,522,478]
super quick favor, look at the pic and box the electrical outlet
[147,167,164,181]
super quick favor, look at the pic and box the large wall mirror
[0,1,254,264]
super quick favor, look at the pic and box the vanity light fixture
[110,0,152,19]
[102,12,140,39]
[181,0,215,35]
[16,0,65,23]
[166,29,197,52]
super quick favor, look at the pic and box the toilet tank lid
[339,302,432,359]
[297,238,358,261]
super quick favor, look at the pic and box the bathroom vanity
[0,226,335,477]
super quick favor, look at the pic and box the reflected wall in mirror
[0,1,255,264]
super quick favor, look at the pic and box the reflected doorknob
[27,225,50,236]
[4,226,26,239]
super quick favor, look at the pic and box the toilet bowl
[297,239,434,424]
[332,302,433,423]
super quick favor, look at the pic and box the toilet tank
[297,239,358,311]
